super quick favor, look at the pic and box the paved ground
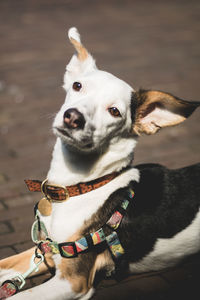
[0,0,200,299]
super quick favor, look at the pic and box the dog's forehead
[81,69,133,101]
[86,70,131,89]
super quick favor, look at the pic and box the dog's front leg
[0,247,54,284]
[0,251,94,300]
[9,274,94,300]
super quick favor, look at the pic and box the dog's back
[118,163,200,273]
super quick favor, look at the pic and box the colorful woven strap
[0,281,18,299]
[58,228,106,258]
[106,190,134,230]
[40,241,60,255]
[33,188,134,259]
[106,231,125,258]
[90,228,106,245]
[38,228,106,258]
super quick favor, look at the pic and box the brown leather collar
[25,172,119,202]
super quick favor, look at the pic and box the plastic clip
[12,253,44,290]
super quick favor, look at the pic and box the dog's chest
[41,182,118,243]
[42,168,139,242]
[42,193,103,243]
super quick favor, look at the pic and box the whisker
[40,113,57,120]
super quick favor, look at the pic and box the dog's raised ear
[132,89,200,135]
[63,27,97,89]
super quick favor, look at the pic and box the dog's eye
[108,107,121,117]
[73,82,82,91]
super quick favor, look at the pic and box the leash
[0,174,134,298]
[0,254,44,299]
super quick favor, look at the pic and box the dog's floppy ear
[132,89,200,135]
[63,27,97,89]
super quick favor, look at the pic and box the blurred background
[0,0,199,299]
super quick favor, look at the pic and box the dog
[0,27,200,300]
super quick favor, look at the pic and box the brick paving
[0,0,199,299]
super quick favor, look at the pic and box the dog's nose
[63,108,85,129]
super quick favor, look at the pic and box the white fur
[64,27,97,87]
[42,167,139,243]
[10,273,75,300]
[130,210,200,273]
[68,27,81,43]
[47,137,137,186]
[140,107,185,132]
[0,268,21,285]
[77,289,95,300]
[9,27,138,299]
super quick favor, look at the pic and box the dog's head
[53,27,199,153]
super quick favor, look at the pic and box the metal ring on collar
[41,178,69,202]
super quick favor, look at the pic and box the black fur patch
[120,163,200,262]
[130,92,138,123]
[83,163,200,266]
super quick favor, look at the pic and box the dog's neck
[47,137,137,186]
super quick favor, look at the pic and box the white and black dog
[0,28,199,300]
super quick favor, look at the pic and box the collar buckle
[41,179,69,202]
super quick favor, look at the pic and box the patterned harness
[32,188,134,259]
[0,181,134,299]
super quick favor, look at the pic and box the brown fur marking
[58,218,114,295]
[133,90,196,135]
[58,231,93,294]
[70,38,88,61]
[59,250,113,294]
[0,247,54,276]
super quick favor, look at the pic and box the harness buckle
[41,179,69,202]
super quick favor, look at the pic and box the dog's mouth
[55,127,70,138]
[54,127,94,151]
